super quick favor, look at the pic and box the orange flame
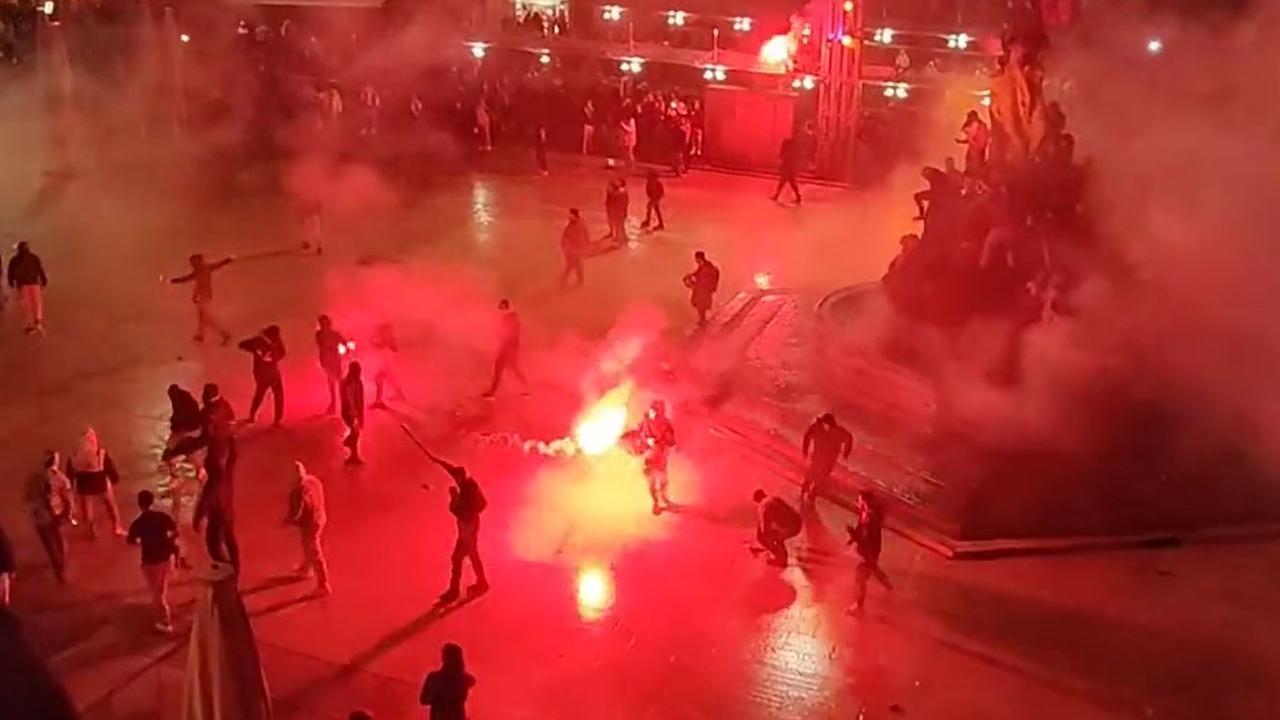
[572,383,632,456]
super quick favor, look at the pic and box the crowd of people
[880,38,1086,353]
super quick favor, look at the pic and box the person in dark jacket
[164,383,240,572]
[800,413,854,506]
[7,241,48,335]
[682,251,720,328]
[641,170,666,231]
[752,489,802,567]
[770,137,802,204]
[167,253,233,345]
[846,490,892,615]
[482,300,528,398]
[0,605,81,720]
[419,642,475,720]
[604,177,629,243]
[340,362,365,465]
[422,450,489,603]
[239,325,286,426]
[164,384,205,519]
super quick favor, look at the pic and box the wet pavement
[2,83,1279,720]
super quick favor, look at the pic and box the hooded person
[800,413,854,505]
[286,461,331,596]
[165,384,206,520]
[752,489,802,567]
[66,428,124,538]
[419,642,476,720]
[682,251,720,328]
[422,451,489,604]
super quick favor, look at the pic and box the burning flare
[576,563,615,621]
[572,383,632,456]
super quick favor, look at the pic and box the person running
[641,170,666,231]
[419,643,476,720]
[239,325,286,426]
[751,489,802,567]
[168,253,234,345]
[800,413,854,505]
[846,490,893,615]
[770,137,802,204]
[682,251,720,328]
[26,452,74,584]
[371,322,405,409]
[340,362,365,466]
[6,241,48,335]
[422,451,489,603]
[126,490,178,634]
[67,428,125,538]
[631,400,676,515]
[559,208,589,288]
[286,461,331,596]
[315,315,348,414]
[483,300,528,398]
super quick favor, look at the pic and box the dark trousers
[343,417,361,457]
[34,521,67,582]
[249,374,284,424]
[757,527,788,564]
[854,557,892,606]
[772,174,801,202]
[205,512,241,572]
[535,143,548,172]
[642,200,664,228]
[447,524,486,592]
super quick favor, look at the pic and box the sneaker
[112,526,126,537]
[220,334,232,346]
[292,563,310,577]
[313,583,333,597]
[344,455,365,466]
[468,581,490,596]
[651,503,662,516]
[437,588,460,604]
[155,621,175,635]
[193,334,204,343]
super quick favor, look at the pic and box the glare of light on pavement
[179,34,191,44]
[732,16,752,32]
[872,27,895,45]
[576,564,615,621]
[539,52,551,65]
[601,5,623,22]
[759,35,792,66]
[946,32,970,50]
[702,65,727,82]
[1146,38,1163,55]
[667,10,687,27]
[468,43,486,59]
[754,272,772,290]
[573,384,632,456]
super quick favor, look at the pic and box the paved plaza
[1,83,1278,720]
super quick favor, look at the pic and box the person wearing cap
[800,413,854,506]
[7,241,48,335]
[286,461,330,596]
[168,253,233,345]
[422,450,489,603]
[634,400,676,515]
[239,325,286,427]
